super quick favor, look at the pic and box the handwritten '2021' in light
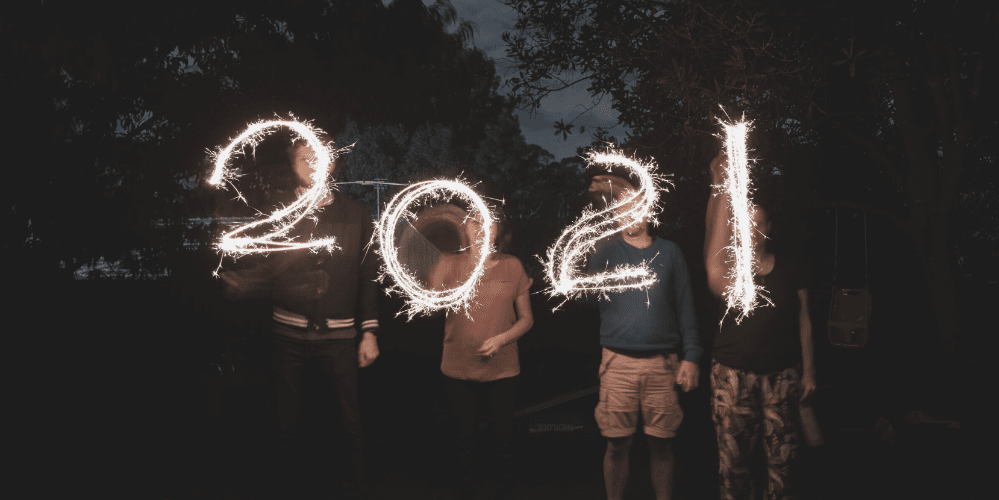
[376,179,494,319]
[208,118,345,258]
[543,149,666,305]
[718,118,769,323]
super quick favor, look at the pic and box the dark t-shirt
[711,257,805,374]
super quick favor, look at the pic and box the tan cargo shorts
[594,347,683,438]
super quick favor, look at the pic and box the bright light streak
[718,117,769,323]
[543,149,666,304]
[207,117,349,257]
[375,179,493,319]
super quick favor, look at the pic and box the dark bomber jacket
[265,194,380,340]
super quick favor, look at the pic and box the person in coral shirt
[428,203,533,500]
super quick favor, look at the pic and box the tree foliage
[501,0,998,353]
[503,0,817,162]
[2,0,545,280]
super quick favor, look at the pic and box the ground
[10,278,986,499]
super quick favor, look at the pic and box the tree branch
[971,45,984,103]
[918,37,955,154]
[946,37,966,134]
[124,114,158,142]
[522,74,592,96]
[815,111,897,121]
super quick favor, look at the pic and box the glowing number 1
[543,149,664,304]
[208,118,344,257]
[718,118,767,322]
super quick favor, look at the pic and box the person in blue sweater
[585,167,702,500]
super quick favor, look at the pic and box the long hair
[489,202,515,255]
[287,132,335,188]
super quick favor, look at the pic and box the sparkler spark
[543,149,667,304]
[207,117,349,258]
[375,179,493,319]
[717,117,769,323]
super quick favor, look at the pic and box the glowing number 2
[544,150,663,301]
[208,118,341,256]
[376,180,493,318]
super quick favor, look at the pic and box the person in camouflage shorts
[704,150,817,500]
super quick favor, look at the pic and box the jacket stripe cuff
[273,306,357,330]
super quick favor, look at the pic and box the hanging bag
[828,209,873,348]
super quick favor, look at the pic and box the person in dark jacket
[222,136,380,499]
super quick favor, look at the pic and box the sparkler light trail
[543,149,666,304]
[207,117,348,257]
[717,116,769,323]
[375,179,493,319]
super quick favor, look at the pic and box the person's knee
[647,436,674,457]
[606,435,634,456]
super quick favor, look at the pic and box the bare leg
[648,436,674,500]
[604,435,634,500]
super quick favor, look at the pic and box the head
[465,202,513,255]
[288,135,334,190]
[587,173,648,235]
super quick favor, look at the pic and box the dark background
[5,0,995,498]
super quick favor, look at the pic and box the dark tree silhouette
[2,0,552,282]
[501,0,997,355]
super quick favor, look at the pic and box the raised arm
[704,150,734,298]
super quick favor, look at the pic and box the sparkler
[207,117,348,257]
[375,179,493,319]
[717,117,769,323]
[543,149,666,303]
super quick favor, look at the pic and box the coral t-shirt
[438,253,533,382]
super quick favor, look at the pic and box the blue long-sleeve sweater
[587,236,702,363]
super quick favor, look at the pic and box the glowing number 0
[208,118,341,257]
[376,180,494,318]
[544,150,663,302]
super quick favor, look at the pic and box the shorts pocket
[596,388,639,433]
[598,349,618,379]
[642,385,683,437]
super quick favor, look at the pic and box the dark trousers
[443,375,518,500]
[273,335,364,498]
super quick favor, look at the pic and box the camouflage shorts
[711,359,801,500]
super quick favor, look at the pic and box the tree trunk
[914,216,960,354]
[890,73,962,357]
